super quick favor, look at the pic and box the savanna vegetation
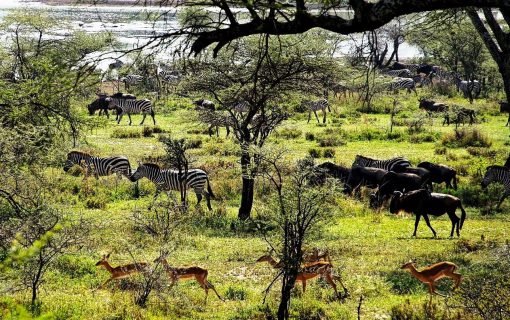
[1,4,510,320]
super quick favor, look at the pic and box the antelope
[256,253,348,299]
[95,253,148,290]
[401,260,462,296]
[256,247,331,268]
[154,257,224,302]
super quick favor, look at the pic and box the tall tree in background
[467,8,510,101]
[183,34,335,219]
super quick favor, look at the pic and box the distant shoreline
[35,0,177,7]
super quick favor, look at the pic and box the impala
[154,257,224,302]
[401,260,462,296]
[256,252,348,299]
[95,253,148,290]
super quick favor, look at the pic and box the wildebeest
[344,166,388,196]
[417,162,457,190]
[401,167,431,188]
[372,171,426,207]
[418,99,449,113]
[443,107,476,126]
[390,189,467,238]
[193,99,216,111]
[417,64,434,76]
[499,101,510,126]
[87,96,109,117]
[311,162,350,185]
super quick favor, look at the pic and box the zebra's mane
[356,155,405,161]
[487,165,510,172]
[142,163,161,170]
[68,151,92,158]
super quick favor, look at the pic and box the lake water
[0,0,421,70]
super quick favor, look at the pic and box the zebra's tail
[207,178,216,199]
[459,201,466,230]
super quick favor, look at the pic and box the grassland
[2,90,510,319]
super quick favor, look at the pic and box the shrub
[305,132,315,141]
[323,148,335,158]
[466,147,497,158]
[408,131,439,143]
[441,128,492,148]
[111,128,141,139]
[309,148,321,158]
[317,136,345,147]
[85,196,107,209]
[225,285,247,301]
[434,146,447,155]
[142,126,154,137]
[276,128,302,139]
[187,139,203,149]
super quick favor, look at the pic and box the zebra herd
[87,93,156,125]
[64,151,214,210]
[310,154,510,237]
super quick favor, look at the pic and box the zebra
[301,99,330,123]
[63,151,131,179]
[129,163,214,210]
[352,155,411,172]
[194,99,231,137]
[481,165,510,209]
[330,83,352,98]
[454,77,481,100]
[388,77,417,95]
[381,69,413,78]
[121,74,143,90]
[231,101,250,114]
[106,98,156,125]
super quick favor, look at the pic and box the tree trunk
[499,59,510,103]
[277,273,297,320]
[238,177,254,220]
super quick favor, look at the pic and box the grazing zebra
[352,155,411,172]
[121,74,143,90]
[390,62,420,73]
[106,98,156,125]
[443,107,476,126]
[481,165,510,209]
[63,151,131,179]
[301,99,330,123]
[453,76,481,100]
[330,83,352,98]
[159,69,181,84]
[388,77,417,95]
[381,68,413,78]
[129,163,214,210]
[194,99,231,137]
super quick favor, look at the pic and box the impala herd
[95,249,461,302]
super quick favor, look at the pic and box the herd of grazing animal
[76,61,510,303]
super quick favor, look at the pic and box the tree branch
[467,8,503,65]
[183,0,510,55]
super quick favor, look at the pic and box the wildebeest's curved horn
[392,191,403,197]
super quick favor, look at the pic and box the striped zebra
[106,98,156,125]
[388,77,417,95]
[481,165,510,209]
[352,155,411,172]
[158,69,181,84]
[231,101,250,114]
[129,163,214,210]
[194,99,231,137]
[381,68,413,78]
[63,151,131,179]
[301,99,330,123]
[121,74,143,90]
[454,77,481,100]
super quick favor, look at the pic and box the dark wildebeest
[371,171,426,207]
[418,99,449,113]
[443,107,476,126]
[499,101,510,126]
[193,99,216,111]
[390,189,467,238]
[344,166,388,196]
[417,162,457,190]
[417,64,434,76]
[401,167,431,189]
[87,96,110,118]
[311,162,350,185]
[505,154,510,168]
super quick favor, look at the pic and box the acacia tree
[183,34,334,219]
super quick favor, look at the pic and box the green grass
[3,92,510,319]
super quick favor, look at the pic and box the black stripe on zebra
[390,62,419,73]
[454,77,481,99]
[381,69,413,78]
[106,98,156,125]
[301,99,330,123]
[481,165,510,209]
[63,151,131,178]
[352,155,411,172]
[122,74,143,85]
[388,77,417,95]
[129,163,214,210]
